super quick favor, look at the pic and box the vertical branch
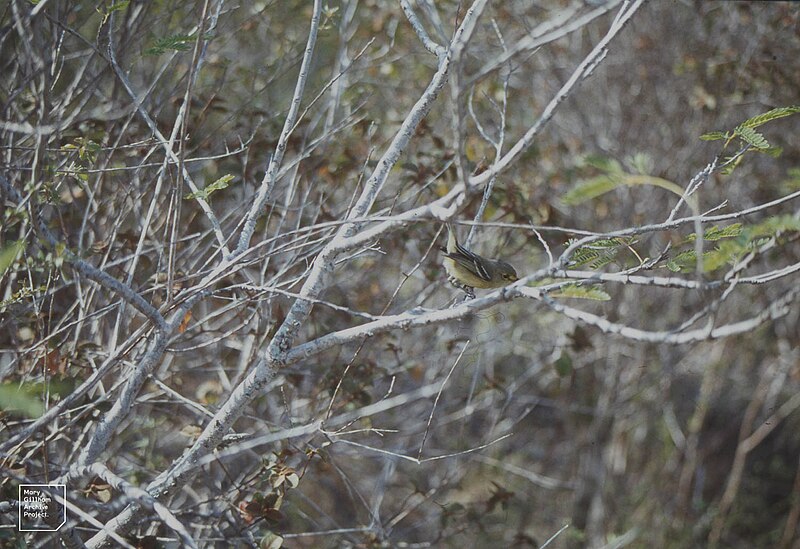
[443,0,490,245]
[234,0,323,256]
[466,20,509,246]
[167,0,212,305]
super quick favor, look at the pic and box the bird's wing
[444,243,493,282]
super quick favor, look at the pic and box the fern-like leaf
[699,131,728,141]
[146,34,196,55]
[567,237,636,269]
[685,223,743,243]
[739,106,800,129]
[185,174,235,200]
[735,126,770,149]
[550,284,611,301]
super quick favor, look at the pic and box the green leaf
[702,244,742,272]
[566,237,637,269]
[734,126,770,149]
[185,174,235,200]
[0,383,45,418]
[78,139,101,162]
[685,224,742,243]
[628,152,654,175]
[664,215,800,273]
[759,146,783,158]
[568,247,617,270]
[581,155,623,174]
[0,240,24,277]
[666,247,740,274]
[739,106,800,129]
[108,0,130,13]
[748,214,800,237]
[564,158,697,211]
[701,106,799,160]
[553,352,573,377]
[145,34,196,55]
[666,250,696,273]
[550,285,611,301]
[699,131,727,141]
[705,223,743,241]
[562,175,620,205]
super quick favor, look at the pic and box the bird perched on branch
[441,223,518,298]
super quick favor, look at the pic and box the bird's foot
[447,276,475,299]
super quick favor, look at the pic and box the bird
[441,223,518,297]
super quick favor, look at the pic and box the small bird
[441,223,519,297]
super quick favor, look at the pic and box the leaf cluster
[664,216,800,273]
